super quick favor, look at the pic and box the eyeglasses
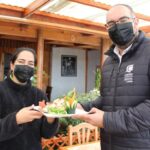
[105,16,135,29]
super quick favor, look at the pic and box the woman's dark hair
[11,47,36,64]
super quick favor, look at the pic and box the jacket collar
[105,30,145,61]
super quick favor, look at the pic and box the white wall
[51,47,86,100]
[87,50,100,91]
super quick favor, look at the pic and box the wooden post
[0,51,3,81]
[100,38,111,67]
[37,29,44,89]
[85,49,88,92]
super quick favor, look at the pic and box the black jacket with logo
[81,31,150,150]
[0,77,59,150]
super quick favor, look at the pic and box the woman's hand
[16,105,43,125]
[46,118,55,124]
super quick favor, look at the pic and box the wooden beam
[0,15,108,37]
[44,29,101,46]
[34,11,106,31]
[69,0,150,22]
[0,22,101,47]
[136,13,150,22]
[76,45,99,50]
[0,22,36,38]
[0,22,99,52]
[70,0,110,10]
[0,35,36,42]
[49,44,98,50]
[146,33,150,37]
[0,4,23,17]
[0,4,23,12]
[24,0,50,18]
[140,25,150,33]
[0,3,149,34]
[0,4,107,33]
[37,29,44,89]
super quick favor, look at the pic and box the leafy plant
[76,88,100,103]
[31,66,49,86]
[95,67,101,90]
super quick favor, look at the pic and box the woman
[0,47,59,150]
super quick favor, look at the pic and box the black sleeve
[37,89,60,138]
[80,96,102,112]
[40,117,59,138]
[0,96,23,142]
[104,99,150,134]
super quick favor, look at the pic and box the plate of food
[42,108,89,118]
[34,88,89,118]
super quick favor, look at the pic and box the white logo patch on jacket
[124,64,134,83]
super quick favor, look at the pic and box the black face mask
[108,22,135,46]
[14,65,34,83]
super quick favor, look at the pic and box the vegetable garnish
[39,88,77,115]
[64,88,77,114]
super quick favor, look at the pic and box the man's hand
[16,105,43,125]
[72,107,104,128]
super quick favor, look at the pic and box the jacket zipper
[110,60,122,150]
[112,61,122,111]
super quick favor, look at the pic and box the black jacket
[0,77,59,150]
[81,31,150,150]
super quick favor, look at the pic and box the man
[74,4,150,150]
